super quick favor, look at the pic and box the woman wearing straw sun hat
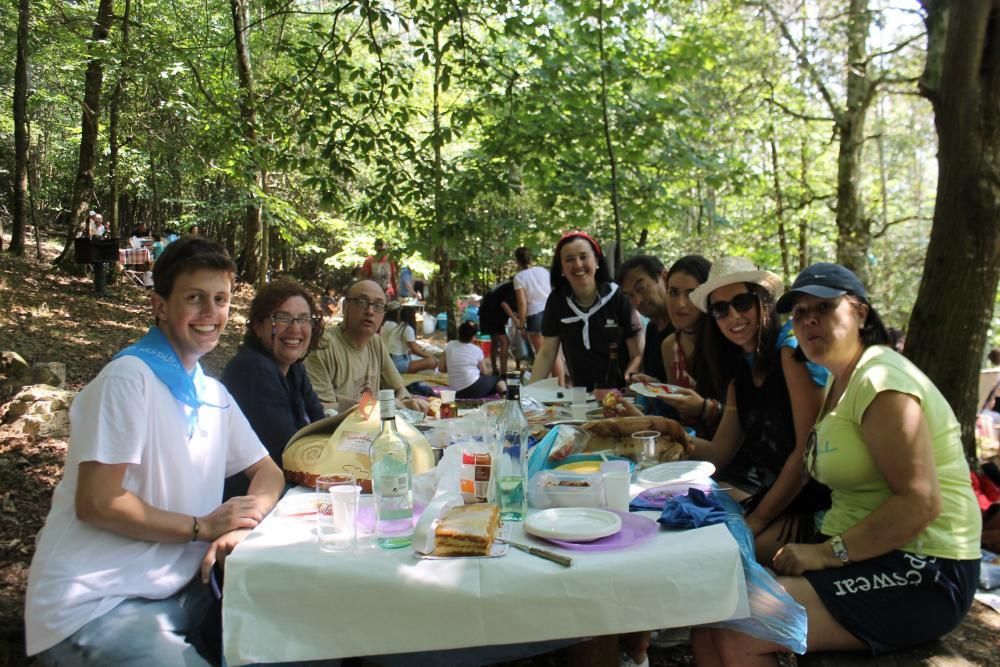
[687,256,832,561]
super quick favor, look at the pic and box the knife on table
[498,539,573,567]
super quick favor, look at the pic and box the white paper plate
[524,508,623,542]
[636,460,716,488]
[629,382,684,398]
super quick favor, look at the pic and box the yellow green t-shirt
[813,345,981,560]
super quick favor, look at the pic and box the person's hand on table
[772,541,843,576]
[655,386,705,419]
[200,496,262,541]
[402,396,430,415]
[200,528,252,583]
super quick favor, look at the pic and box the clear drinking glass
[631,430,661,470]
[316,474,360,552]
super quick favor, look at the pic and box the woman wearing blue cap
[695,263,982,664]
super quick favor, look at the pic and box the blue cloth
[113,326,227,436]
[658,487,808,654]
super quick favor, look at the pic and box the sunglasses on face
[707,292,756,320]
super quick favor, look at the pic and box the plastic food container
[528,472,604,509]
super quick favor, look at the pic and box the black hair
[515,246,532,267]
[990,348,1000,367]
[458,320,478,343]
[666,254,716,400]
[400,305,419,332]
[617,255,664,284]
[549,234,612,293]
[153,236,235,299]
[854,298,892,348]
[244,278,324,353]
[668,255,712,284]
[703,282,784,391]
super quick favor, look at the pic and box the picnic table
[118,247,151,267]
[222,488,750,665]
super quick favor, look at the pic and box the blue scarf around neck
[113,326,228,433]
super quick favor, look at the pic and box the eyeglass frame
[344,296,388,313]
[707,292,757,320]
[270,313,322,328]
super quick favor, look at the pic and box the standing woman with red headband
[527,232,643,390]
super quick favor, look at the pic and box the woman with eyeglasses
[686,256,831,562]
[697,263,981,665]
[527,231,642,390]
[221,279,325,498]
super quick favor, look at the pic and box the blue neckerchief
[743,321,828,387]
[113,326,228,435]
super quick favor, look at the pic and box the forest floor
[0,242,998,666]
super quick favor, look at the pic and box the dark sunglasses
[707,292,756,320]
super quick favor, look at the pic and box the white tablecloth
[223,491,750,665]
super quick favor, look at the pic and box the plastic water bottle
[369,389,414,548]
[494,376,528,521]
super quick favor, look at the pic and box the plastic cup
[570,403,590,421]
[631,430,661,470]
[316,474,360,552]
[600,460,632,512]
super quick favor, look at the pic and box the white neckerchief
[561,283,618,350]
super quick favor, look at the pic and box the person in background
[688,256,830,561]
[361,238,398,298]
[141,260,155,290]
[440,321,508,399]
[130,221,150,238]
[398,265,415,299]
[618,255,674,383]
[412,275,425,301]
[887,326,906,353]
[697,263,981,665]
[305,279,428,414]
[479,279,518,378]
[151,234,166,261]
[24,236,284,666]
[381,303,438,374]
[221,279,325,498]
[320,283,339,318]
[514,246,552,360]
[528,231,642,390]
[188,224,200,236]
[91,213,106,239]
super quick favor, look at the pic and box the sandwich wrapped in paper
[283,400,435,492]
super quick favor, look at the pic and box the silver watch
[829,534,850,564]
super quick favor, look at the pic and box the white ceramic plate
[629,382,684,398]
[636,460,717,488]
[524,507,623,542]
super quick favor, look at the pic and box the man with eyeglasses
[305,280,429,414]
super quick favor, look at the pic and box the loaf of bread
[581,415,692,462]
[434,504,500,556]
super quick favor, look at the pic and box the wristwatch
[829,534,850,564]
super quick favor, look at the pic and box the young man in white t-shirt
[24,237,285,666]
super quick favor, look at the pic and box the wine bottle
[369,389,414,548]
[494,376,528,521]
[598,342,626,390]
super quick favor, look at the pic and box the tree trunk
[597,1,623,271]
[10,0,30,255]
[55,0,115,267]
[833,0,875,284]
[769,133,790,280]
[431,24,455,338]
[108,0,131,240]
[908,0,1000,460]
[230,0,263,285]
